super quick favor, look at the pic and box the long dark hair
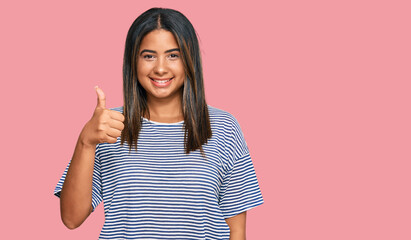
[120,7,212,156]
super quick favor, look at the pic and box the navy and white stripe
[54,105,264,239]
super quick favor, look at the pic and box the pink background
[1,0,410,239]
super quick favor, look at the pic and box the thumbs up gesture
[79,86,125,146]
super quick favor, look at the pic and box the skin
[137,29,185,123]
[225,211,247,240]
[60,87,125,229]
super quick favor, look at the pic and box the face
[137,29,185,102]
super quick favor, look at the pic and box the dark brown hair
[121,7,212,156]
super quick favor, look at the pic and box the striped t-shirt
[54,105,264,239]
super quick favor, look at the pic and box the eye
[168,54,180,59]
[143,55,155,60]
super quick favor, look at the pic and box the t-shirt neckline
[142,117,184,125]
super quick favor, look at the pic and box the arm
[59,136,96,229]
[59,86,124,229]
[225,211,247,240]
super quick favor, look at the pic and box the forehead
[140,29,179,50]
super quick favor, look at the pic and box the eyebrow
[139,48,180,55]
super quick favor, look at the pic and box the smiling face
[137,29,185,103]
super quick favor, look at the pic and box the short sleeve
[218,115,264,219]
[53,144,103,212]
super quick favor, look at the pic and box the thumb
[95,86,106,109]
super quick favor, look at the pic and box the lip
[150,77,173,87]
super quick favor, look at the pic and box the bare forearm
[229,230,246,240]
[60,132,96,229]
[225,211,247,240]
[58,86,124,229]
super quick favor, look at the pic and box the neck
[145,92,184,123]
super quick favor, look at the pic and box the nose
[153,56,168,75]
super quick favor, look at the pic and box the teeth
[152,78,172,83]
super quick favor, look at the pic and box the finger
[106,128,122,139]
[95,86,106,109]
[109,110,125,122]
[108,119,125,131]
[105,135,118,144]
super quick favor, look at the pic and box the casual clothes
[54,105,264,239]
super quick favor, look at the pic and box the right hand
[79,86,125,146]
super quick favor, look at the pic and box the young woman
[54,7,264,239]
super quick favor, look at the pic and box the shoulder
[207,105,240,129]
[207,105,249,161]
[108,105,239,125]
[107,105,241,129]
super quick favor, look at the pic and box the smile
[151,78,173,83]
[150,77,174,87]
